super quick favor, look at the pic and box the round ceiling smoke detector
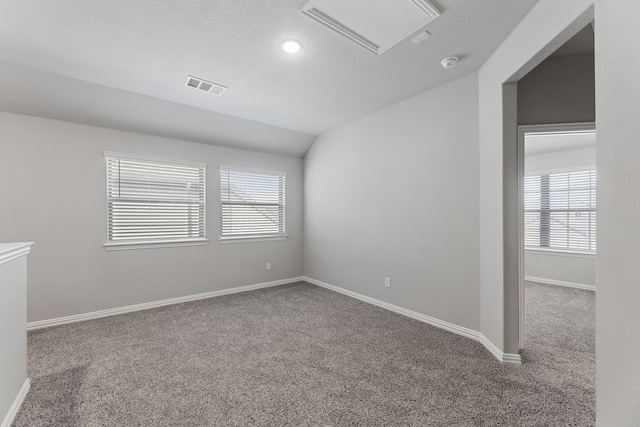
[441,56,458,69]
[280,40,302,54]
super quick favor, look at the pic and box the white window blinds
[220,167,286,239]
[524,170,596,252]
[106,153,206,245]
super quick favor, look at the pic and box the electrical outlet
[384,277,390,288]
[266,262,272,271]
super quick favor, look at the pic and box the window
[524,169,596,252]
[220,167,286,241]
[105,153,207,249]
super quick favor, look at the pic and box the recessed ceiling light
[280,40,302,54]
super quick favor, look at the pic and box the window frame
[104,152,208,251]
[523,168,596,254]
[219,165,287,243]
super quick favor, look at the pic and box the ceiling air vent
[185,75,227,96]
[301,0,440,55]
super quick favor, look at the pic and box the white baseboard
[525,276,595,292]
[477,334,522,364]
[26,275,522,364]
[302,276,521,365]
[1,378,30,427]
[27,277,304,331]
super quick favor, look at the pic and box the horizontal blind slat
[107,156,206,242]
[220,168,285,237]
[524,170,596,251]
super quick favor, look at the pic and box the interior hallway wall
[595,0,640,424]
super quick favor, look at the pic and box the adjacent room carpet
[13,281,595,426]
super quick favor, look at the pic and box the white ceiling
[525,131,596,156]
[0,0,539,157]
[300,0,440,54]
[0,61,316,157]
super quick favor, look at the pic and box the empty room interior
[1,1,639,426]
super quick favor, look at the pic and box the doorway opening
[513,20,595,352]
[518,123,596,350]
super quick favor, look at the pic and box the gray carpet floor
[13,281,595,426]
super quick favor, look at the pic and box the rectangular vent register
[185,75,227,95]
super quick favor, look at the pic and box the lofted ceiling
[0,0,539,157]
[525,132,596,156]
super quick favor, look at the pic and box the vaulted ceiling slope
[0,0,539,157]
[0,61,316,157]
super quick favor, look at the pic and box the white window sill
[525,247,595,259]
[219,235,288,244]
[104,239,209,251]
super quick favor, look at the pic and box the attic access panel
[301,0,440,55]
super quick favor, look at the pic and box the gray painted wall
[595,0,640,424]
[0,112,303,323]
[525,251,594,286]
[0,249,28,424]
[303,73,480,331]
[518,52,595,125]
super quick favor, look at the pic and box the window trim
[104,238,209,251]
[524,247,595,259]
[103,152,208,251]
[219,165,287,243]
[218,235,288,244]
